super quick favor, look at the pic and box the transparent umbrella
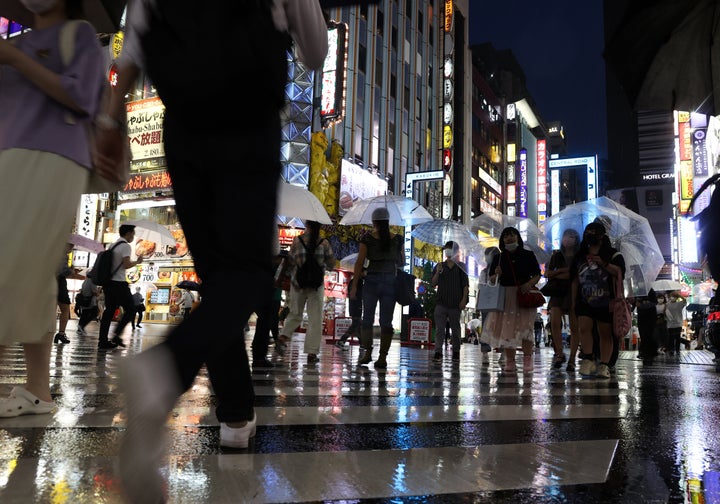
[276,182,332,225]
[541,196,664,296]
[411,219,486,273]
[469,212,551,264]
[124,219,176,248]
[339,194,433,226]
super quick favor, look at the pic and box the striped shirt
[434,261,469,309]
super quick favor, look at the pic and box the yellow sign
[677,110,690,123]
[444,0,453,32]
[680,160,694,200]
[443,125,453,149]
[110,31,124,60]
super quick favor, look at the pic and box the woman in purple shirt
[0,0,105,417]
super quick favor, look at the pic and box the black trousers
[99,281,135,344]
[78,306,98,329]
[132,307,143,328]
[145,120,281,423]
[253,297,280,361]
[638,317,657,361]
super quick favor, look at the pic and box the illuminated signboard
[320,23,348,127]
[518,149,528,218]
[444,0,454,32]
[536,139,547,222]
[548,155,598,215]
[126,98,165,161]
[122,169,173,193]
[693,129,708,176]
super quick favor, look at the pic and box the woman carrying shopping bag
[483,227,542,373]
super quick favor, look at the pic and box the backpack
[689,173,720,282]
[295,238,325,290]
[140,0,290,128]
[89,242,123,287]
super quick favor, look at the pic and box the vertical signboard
[536,139,547,222]
[518,148,528,218]
[442,0,454,218]
[320,23,348,127]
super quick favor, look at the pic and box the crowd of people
[0,1,713,502]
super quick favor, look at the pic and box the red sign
[122,170,173,193]
[679,121,692,161]
[278,228,303,247]
[443,149,453,171]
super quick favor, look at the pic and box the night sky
[468,1,608,160]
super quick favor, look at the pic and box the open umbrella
[276,183,332,225]
[604,0,720,114]
[652,279,683,292]
[124,219,176,248]
[67,233,104,254]
[176,280,201,291]
[338,253,359,272]
[469,212,551,264]
[339,194,433,226]
[411,219,485,259]
[541,197,664,297]
[0,0,126,33]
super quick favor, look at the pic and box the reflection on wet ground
[1,322,719,503]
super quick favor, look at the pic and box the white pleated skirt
[483,285,537,349]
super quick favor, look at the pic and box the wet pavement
[1,321,719,503]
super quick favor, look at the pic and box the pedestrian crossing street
[0,322,698,503]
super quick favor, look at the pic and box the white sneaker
[119,347,182,504]
[220,413,257,449]
[579,359,597,377]
[596,363,611,379]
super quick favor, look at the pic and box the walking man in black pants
[97,225,143,350]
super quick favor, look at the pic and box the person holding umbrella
[484,227,542,373]
[570,222,626,379]
[351,207,404,368]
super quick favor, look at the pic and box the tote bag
[476,278,505,312]
[609,275,632,339]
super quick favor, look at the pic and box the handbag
[395,269,416,306]
[60,20,130,194]
[540,278,569,298]
[507,253,545,308]
[609,275,632,339]
[476,277,505,312]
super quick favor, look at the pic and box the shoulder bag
[507,253,545,308]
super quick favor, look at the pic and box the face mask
[561,237,576,249]
[584,234,600,246]
[505,242,518,252]
[20,0,57,14]
[443,248,454,258]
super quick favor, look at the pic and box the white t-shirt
[110,238,132,282]
[665,299,686,329]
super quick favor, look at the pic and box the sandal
[0,387,56,418]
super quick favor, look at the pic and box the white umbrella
[67,233,104,254]
[124,219,176,248]
[411,219,485,258]
[652,279,683,292]
[339,194,433,226]
[338,253,359,272]
[276,183,332,225]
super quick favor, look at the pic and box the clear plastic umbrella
[339,194,433,226]
[541,196,664,296]
[277,183,332,225]
[411,219,486,273]
[469,212,551,264]
[124,219,176,248]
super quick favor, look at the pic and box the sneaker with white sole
[220,413,257,449]
[0,387,56,417]
[119,346,183,504]
[579,358,597,377]
[595,363,611,379]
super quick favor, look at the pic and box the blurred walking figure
[279,220,336,365]
[544,228,580,371]
[665,291,687,356]
[97,224,144,349]
[432,241,469,362]
[131,287,145,329]
[0,0,106,418]
[484,228,542,373]
[635,289,658,365]
[178,289,194,320]
[55,242,85,344]
[96,1,328,501]
[336,272,364,349]
[351,207,404,368]
[76,276,99,335]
